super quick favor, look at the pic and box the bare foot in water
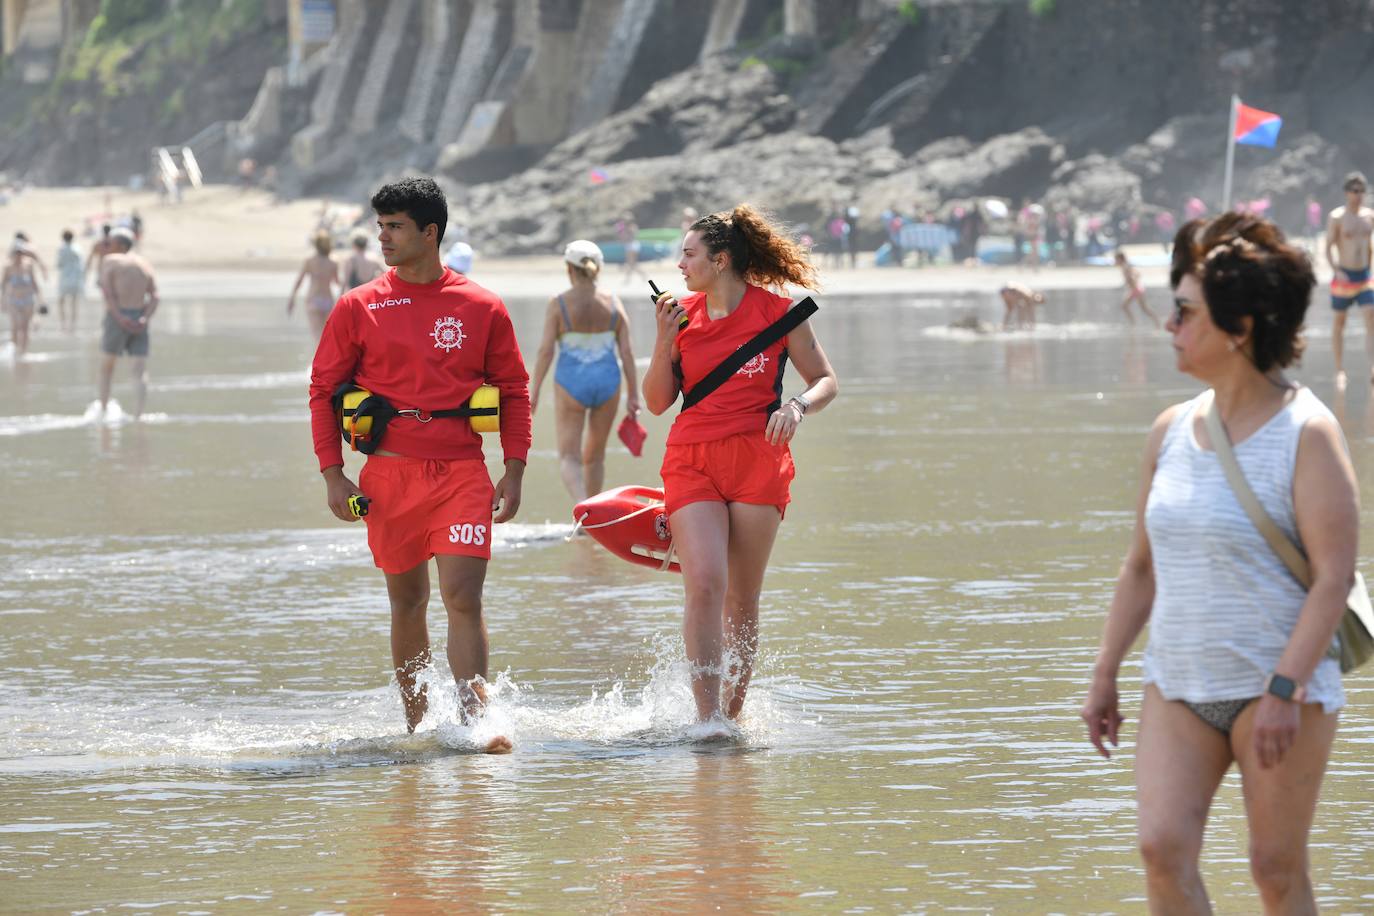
[482,735,513,754]
[460,679,513,754]
[686,717,741,743]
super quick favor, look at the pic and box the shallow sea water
[3,279,1373,913]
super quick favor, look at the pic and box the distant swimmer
[3,243,45,357]
[616,212,646,284]
[1326,171,1374,389]
[1114,249,1161,327]
[84,224,114,284]
[643,204,838,733]
[342,230,384,289]
[287,229,340,339]
[97,228,158,418]
[56,229,83,334]
[529,239,641,503]
[999,282,1044,330]
[307,178,531,752]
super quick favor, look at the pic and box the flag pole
[1222,94,1238,211]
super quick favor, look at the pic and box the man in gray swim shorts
[98,228,158,418]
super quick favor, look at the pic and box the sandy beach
[0,183,1222,301]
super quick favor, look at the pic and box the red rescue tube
[572,485,681,573]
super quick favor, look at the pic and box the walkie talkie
[649,280,689,330]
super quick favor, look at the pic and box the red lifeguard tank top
[666,284,793,446]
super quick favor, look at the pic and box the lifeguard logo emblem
[654,511,671,541]
[736,353,768,377]
[430,316,466,351]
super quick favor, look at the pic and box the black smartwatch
[1265,673,1301,702]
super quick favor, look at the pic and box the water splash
[0,634,797,774]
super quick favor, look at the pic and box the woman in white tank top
[1079,213,1358,912]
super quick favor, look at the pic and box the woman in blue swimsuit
[530,240,641,502]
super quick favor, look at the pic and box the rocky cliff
[3,0,1373,254]
[452,0,1374,254]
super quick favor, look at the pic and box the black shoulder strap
[681,297,817,411]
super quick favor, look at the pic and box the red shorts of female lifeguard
[660,430,795,518]
[358,456,494,573]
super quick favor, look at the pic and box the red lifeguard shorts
[357,456,494,573]
[660,430,795,517]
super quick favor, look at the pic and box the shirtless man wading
[98,228,158,418]
[1326,171,1374,388]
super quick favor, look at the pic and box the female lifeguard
[643,204,838,731]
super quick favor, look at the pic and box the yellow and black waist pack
[333,382,499,454]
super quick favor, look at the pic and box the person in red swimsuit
[643,203,839,734]
[308,177,531,752]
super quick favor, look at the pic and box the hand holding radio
[649,280,688,335]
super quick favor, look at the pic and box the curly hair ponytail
[690,203,819,292]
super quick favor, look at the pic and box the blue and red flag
[1234,102,1282,148]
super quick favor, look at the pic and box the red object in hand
[617,414,647,457]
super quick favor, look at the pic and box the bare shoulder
[1297,411,1347,457]
[1144,402,1187,463]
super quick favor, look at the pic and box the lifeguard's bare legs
[721,503,780,718]
[384,555,511,753]
[670,500,782,722]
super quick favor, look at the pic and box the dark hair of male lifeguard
[370,177,447,248]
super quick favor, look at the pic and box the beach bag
[1204,397,1374,672]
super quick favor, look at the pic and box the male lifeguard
[1326,171,1374,388]
[307,177,530,752]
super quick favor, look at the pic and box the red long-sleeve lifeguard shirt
[308,267,532,471]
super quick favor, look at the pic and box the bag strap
[1201,391,1313,588]
[680,297,818,411]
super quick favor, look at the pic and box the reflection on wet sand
[1004,338,1043,386]
[607,751,786,911]
[371,762,511,914]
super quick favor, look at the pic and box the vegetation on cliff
[1,0,280,183]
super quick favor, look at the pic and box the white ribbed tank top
[1142,387,1344,712]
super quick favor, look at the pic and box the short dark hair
[62,229,73,242]
[370,177,447,248]
[1169,212,1314,372]
[1345,171,1368,193]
